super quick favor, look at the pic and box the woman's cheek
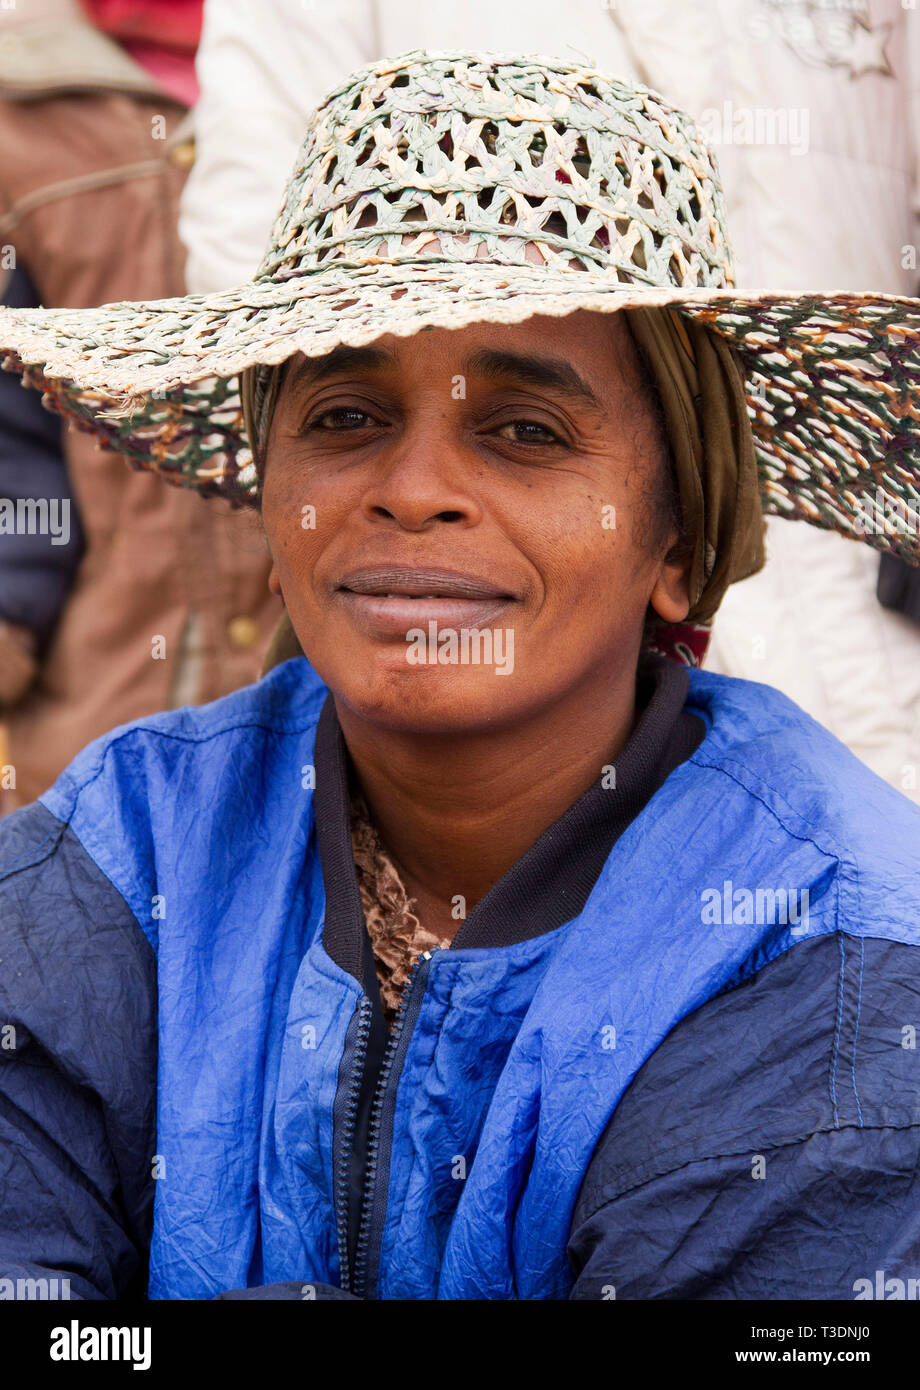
[265,469,342,572]
[531,491,626,593]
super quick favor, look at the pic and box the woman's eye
[307,407,376,431]
[494,419,561,446]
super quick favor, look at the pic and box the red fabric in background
[78,0,203,106]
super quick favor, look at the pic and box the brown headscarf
[623,307,765,624]
[241,307,766,629]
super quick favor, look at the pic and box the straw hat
[2,48,920,561]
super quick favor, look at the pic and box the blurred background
[2,0,920,812]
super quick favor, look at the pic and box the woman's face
[260,310,691,734]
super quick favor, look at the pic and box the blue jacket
[1,657,919,1300]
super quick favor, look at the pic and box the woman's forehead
[279,310,638,392]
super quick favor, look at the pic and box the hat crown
[257,50,734,290]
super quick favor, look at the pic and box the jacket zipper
[348,950,435,1298]
[334,994,373,1293]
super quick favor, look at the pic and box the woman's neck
[334,666,640,939]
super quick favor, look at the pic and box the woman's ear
[648,533,692,624]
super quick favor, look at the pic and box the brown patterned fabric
[349,790,452,1028]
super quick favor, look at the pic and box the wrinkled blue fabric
[23,657,920,1299]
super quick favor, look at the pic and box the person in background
[179,0,920,803]
[0,0,280,812]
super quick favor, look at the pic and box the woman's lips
[339,592,515,637]
[335,567,518,639]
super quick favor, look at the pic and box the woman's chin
[332,662,523,736]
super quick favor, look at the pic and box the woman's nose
[359,427,484,531]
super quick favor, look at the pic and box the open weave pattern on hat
[1,49,919,562]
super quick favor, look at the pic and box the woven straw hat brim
[2,261,920,563]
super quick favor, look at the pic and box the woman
[1,50,919,1301]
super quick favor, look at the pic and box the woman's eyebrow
[286,344,397,390]
[463,348,603,408]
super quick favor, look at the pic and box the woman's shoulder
[683,666,920,897]
[3,657,330,941]
[41,655,328,821]
[687,666,920,827]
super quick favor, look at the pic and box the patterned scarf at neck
[349,790,452,1028]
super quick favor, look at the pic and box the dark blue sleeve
[568,933,920,1299]
[0,266,84,642]
[0,802,157,1300]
